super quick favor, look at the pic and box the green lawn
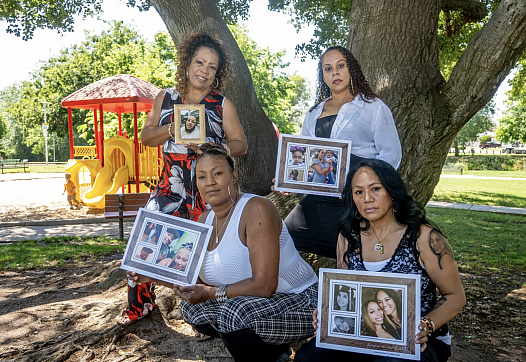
[1,163,67,173]
[426,208,526,272]
[0,236,126,271]
[431,177,526,208]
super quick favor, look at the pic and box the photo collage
[286,143,341,187]
[133,219,199,276]
[328,280,407,345]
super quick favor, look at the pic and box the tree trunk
[454,139,459,157]
[148,0,278,195]
[348,0,526,205]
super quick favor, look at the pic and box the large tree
[3,0,526,204]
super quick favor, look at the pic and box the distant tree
[496,103,526,144]
[479,135,492,144]
[454,100,495,155]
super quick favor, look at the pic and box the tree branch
[441,0,488,22]
[444,0,526,132]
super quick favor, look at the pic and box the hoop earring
[355,210,362,220]
[319,82,331,101]
[211,77,219,89]
[393,200,399,213]
[227,181,236,203]
[186,68,189,80]
[350,76,354,94]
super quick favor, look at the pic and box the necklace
[214,201,236,244]
[370,218,396,254]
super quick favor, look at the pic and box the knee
[216,298,255,332]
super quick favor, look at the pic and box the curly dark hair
[310,46,377,112]
[174,33,233,97]
[338,159,437,262]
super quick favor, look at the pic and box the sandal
[194,330,212,342]
[116,281,156,326]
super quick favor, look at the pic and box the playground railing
[74,146,97,159]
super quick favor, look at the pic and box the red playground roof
[61,74,162,113]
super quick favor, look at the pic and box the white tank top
[199,194,318,293]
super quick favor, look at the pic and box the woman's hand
[270,178,291,196]
[173,284,213,304]
[126,271,152,285]
[185,142,201,152]
[312,308,319,335]
[415,321,428,352]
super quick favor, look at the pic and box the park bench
[441,165,463,175]
[105,193,151,239]
[1,159,28,173]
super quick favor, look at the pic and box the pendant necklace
[214,201,236,244]
[370,218,396,254]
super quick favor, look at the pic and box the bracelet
[215,285,229,302]
[421,316,435,336]
[167,124,174,138]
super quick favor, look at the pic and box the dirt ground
[0,176,525,361]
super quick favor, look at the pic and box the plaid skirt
[180,283,318,345]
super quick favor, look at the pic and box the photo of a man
[180,110,200,139]
[156,228,181,263]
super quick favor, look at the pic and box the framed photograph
[317,268,421,360]
[120,208,213,286]
[173,104,206,144]
[273,135,351,197]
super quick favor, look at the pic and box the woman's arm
[221,98,247,157]
[418,226,466,330]
[312,160,331,176]
[140,90,173,147]
[373,101,402,169]
[336,234,349,269]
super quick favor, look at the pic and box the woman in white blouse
[285,45,402,259]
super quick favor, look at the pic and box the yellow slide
[82,165,129,208]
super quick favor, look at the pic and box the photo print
[317,269,421,360]
[173,104,206,145]
[120,208,213,286]
[274,135,351,197]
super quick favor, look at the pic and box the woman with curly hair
[284,46,402,259]
[116,32,247,326]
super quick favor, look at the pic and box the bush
[444,155,526,171]
[479,135,492,144]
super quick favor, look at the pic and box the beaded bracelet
[167,124,174,138]
[215,285,229,302]
[421,316,435,336]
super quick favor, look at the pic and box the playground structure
[61,74,163,208]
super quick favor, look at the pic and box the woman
[332,316,354,334]
[156,242,193,271]
[334,285,353,311]
[116,32,247,326]
[174,144,319,362]
[310,149,332,184]
[360,299,397,339]
[294,159,465,361]
[377,288,402,336]
[284,46,402,258]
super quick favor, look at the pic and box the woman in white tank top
[171,144,318,362]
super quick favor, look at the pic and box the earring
[393,200,399,213]
[355,210,362,220]
[211,77,219,89]
[227,182,236,203]
[319,82,331,101]
[186,68,189,79]
[350,76,354,94]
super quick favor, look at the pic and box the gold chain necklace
[370,218,396,254]
[214,201,236,244]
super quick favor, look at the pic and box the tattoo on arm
[429,230,454,270]
[430,296,447,312]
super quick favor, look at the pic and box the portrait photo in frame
[120,208,213,286]
[173,104,206,145]
[317,268,421,360]
[274,135,351,197]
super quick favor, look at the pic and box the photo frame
[120,208,212,286]
[173,104,206,145]
[317,268,421,360]
[274,135,351,197]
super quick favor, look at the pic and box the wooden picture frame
[317,268,421,360]
[274,135,351,197]
[120,208,212,286]
[173,104,206,145]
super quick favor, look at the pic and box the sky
[0,0,512,120]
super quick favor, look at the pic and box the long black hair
[339,159,430,261]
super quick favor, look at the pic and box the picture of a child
[288,145,306,166]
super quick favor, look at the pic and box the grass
[431,177,526,208]
[1,163,67,174]
[461,170,526,178]
[0,236,126,271]
[426,208,526,272]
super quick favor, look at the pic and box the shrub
[479,135,492,144]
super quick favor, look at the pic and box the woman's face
[351,167,393,222]
[377,290,397,317]
[187,46,219,91]
[321,49,351,94]
[185,116,197,130]
[335,317,351,332]
[367,301,384,326]
[173,247,191,271]
[317,149,326,161]
[196,156,236,206]
[337,291,349,310]
[292,150,303,164]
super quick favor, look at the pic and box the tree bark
[348,0,526,204]
[148,0,278,195]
